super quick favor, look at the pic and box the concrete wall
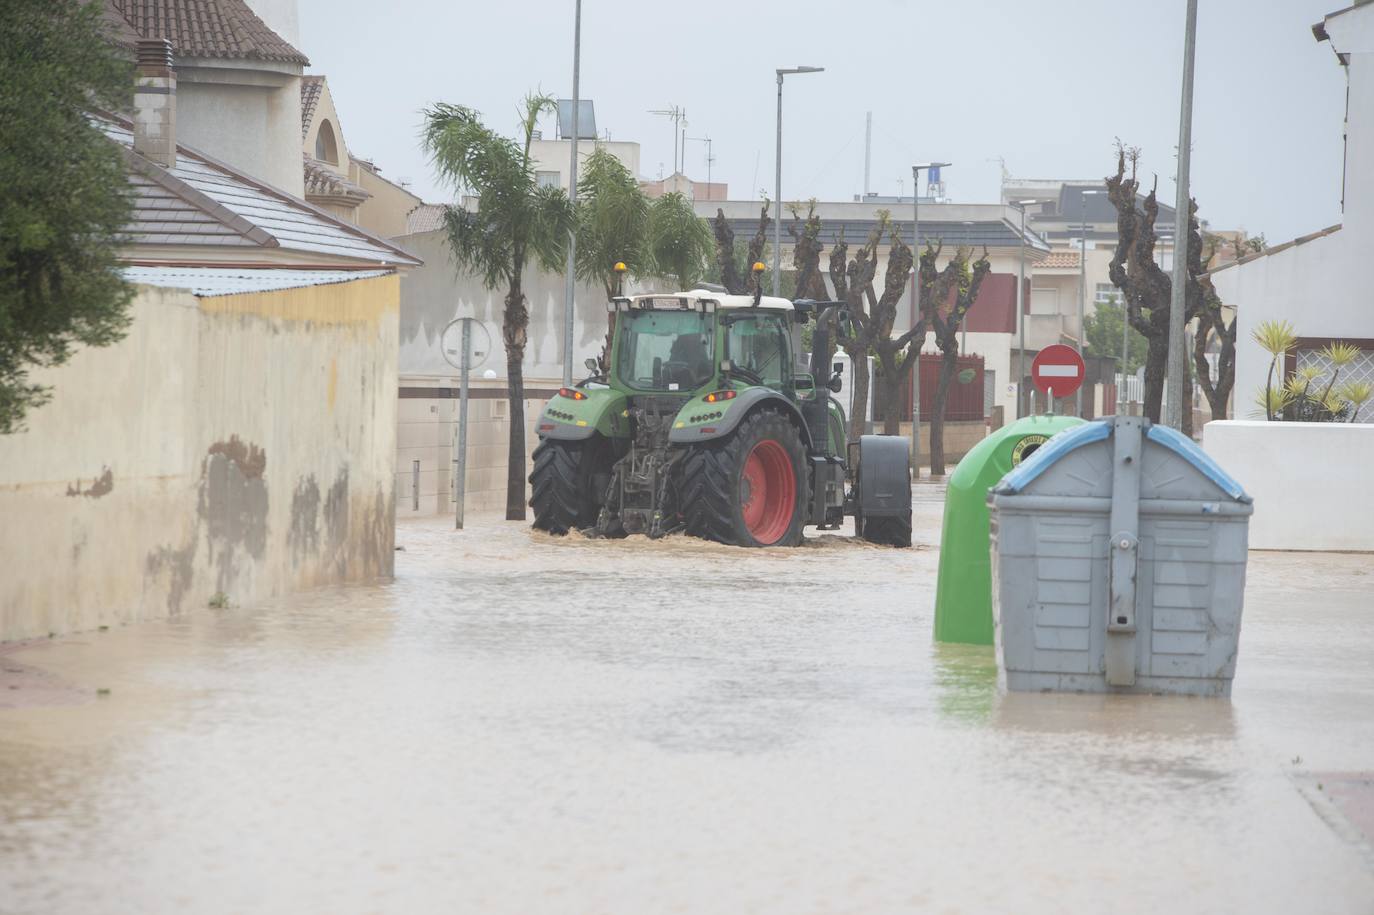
[0,275,399,641]
[1202,420,1374,551]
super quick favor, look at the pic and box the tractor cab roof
[623,291,794,312]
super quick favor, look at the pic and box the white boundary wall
[1202,420,1374,551]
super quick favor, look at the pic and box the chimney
[133,39,176,169]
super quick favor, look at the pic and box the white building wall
[1203,421,1374,550]
[177,76,305,197]
[1211,4,1374,412]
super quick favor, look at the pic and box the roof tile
[105,0,308,65]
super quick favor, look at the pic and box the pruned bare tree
[1192,234,1239,420]
[711,205,772,295]
[827,219,885,440]
[915,243,992,474]
[1105,143,1220,430]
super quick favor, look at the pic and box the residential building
[527,100,642,193]
[1,5,423,641]
[1209,2,1374,415]
[299,75,426,237]
[641,172,729,202]
[103,0,308,195]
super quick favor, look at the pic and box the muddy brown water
[2,492,1373,913]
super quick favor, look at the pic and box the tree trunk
[879,360,903,436]
[847,350,870,442]
[503,282,529,521]
[1142,335,1167,424]
[930,348,957,476]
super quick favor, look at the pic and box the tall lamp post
[561,0,583,387]
[1076,188,1104,417]
[910,161,950,474]
[773,66,824,296]
[1167,0,1199,430]
[1012,199,1038,418]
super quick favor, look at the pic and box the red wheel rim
[739,439,796,544]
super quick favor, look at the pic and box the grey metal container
[988,416,1253,696]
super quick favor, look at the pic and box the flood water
[2,488,1373,913]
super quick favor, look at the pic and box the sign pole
[455,318,471,530]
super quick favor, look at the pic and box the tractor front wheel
[679,410,806,547]
[530,436,614,535]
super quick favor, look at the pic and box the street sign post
[440,317,491,529]
[1031,344,1086,415]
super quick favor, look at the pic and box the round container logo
[1011,434,1049,466]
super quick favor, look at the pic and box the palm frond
[1252,385,1294,419]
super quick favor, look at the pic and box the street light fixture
[1012,198,1038,417]
[1077,188,1104,417]
[909,161,950,474]
[773,66,824,296]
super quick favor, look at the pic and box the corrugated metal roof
[102,118,420,267]
[124,266,391,297]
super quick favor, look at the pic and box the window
[536,171,561,190]
[314,120,339,164]
[725,313,789,388]
[616,310,713,392]
[1095,283,1119,305]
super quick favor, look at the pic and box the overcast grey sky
[299,0,1347,243]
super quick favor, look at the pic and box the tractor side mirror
[584,357,599,373]
[827,375,843,394]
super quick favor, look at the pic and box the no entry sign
[1031,344,1086,398]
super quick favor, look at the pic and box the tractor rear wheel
[530,436,613,535]
[860,513,912,548]
[679,410,806,547]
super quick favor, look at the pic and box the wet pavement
[2,489,1373,914]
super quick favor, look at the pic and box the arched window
[315,119,338,164]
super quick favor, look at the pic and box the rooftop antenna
[648,105,686,174]
[863,111,872,196]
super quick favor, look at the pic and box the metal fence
[874,353,986,423]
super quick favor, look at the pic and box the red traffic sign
[1031,344,1086,398]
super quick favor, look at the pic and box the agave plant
[1251,320,1298,420]
[1340,380,1373,423]
[1252,385,1295,419]
[1316,341,1361,407]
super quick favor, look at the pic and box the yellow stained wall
[0,274,400,642]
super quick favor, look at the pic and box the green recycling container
[933,414,1085,645]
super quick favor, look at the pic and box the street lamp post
[561,0,583,387]
[773,66,824,297]
[1167,0,1200,430]
[1012,199,1037,418]
[1077,189,1103,417]
[910,162,950,474]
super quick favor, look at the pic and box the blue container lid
[992,418,1251,503]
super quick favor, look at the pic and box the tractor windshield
[616,310,714,392]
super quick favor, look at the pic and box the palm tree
[422,95,575,521]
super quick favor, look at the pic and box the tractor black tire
[860,512,912,548]
[529,436,613,535]
[678,409,807,548]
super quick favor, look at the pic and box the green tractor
[529,281,913,547]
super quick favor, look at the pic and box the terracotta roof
[300,76,324,139]
[104,0,309,66]
[405,204,448,235]
[100,115,418,267]
[1036,250,1081,269]
[303,155,370,205]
